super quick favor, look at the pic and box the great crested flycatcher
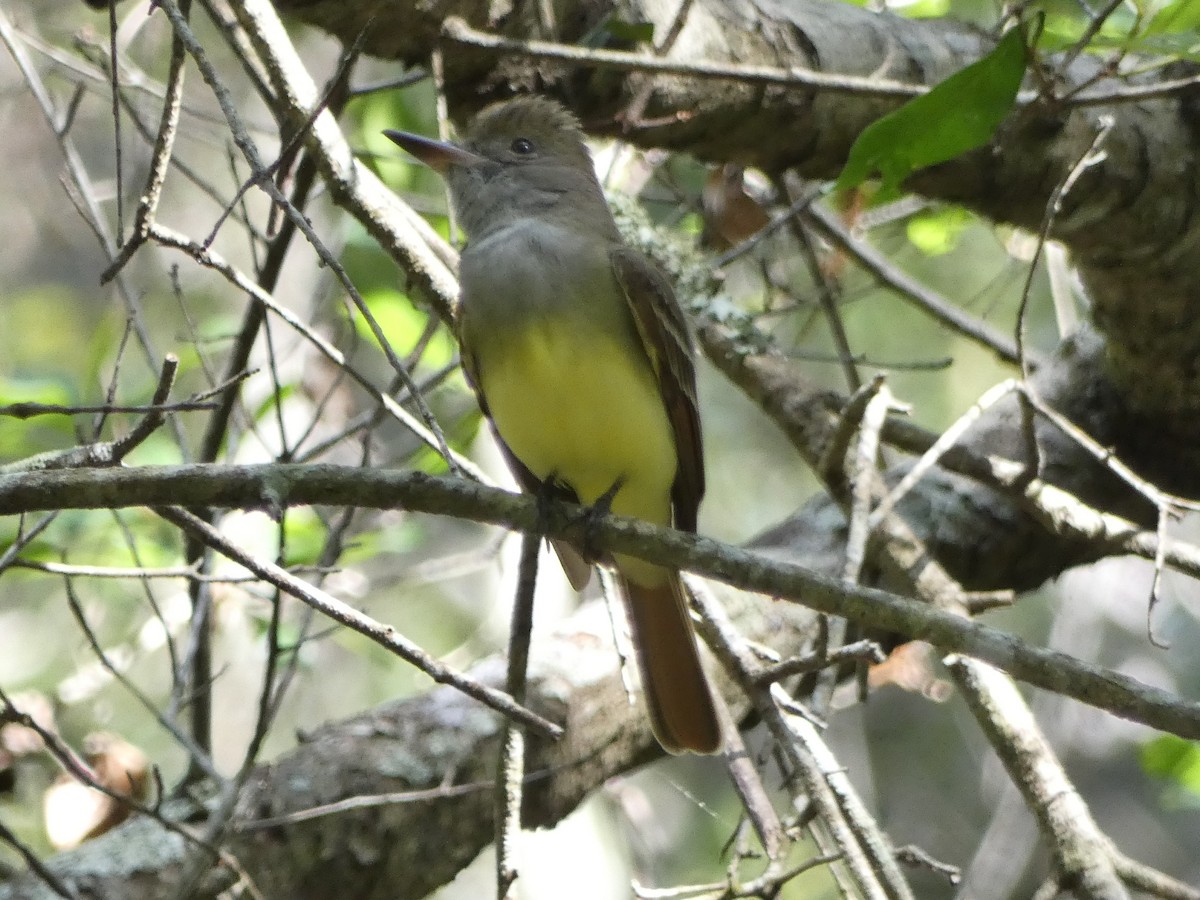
[385,96,721,755]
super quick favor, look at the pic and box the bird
[384,96,721,754]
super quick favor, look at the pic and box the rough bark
[0,589,802,900]
[272,0,1200,484]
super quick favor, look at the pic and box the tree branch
[0,462,1197,740]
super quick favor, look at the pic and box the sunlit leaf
[356,79,439,189]
[354,287,456,370]
[409,443,452,476]
[0,377,76,459]
[1039,1,1200,58]
[838,0,950,15]
[281,507,329,567]
[1144,0,1200,36]
[891,0,952,19]
[0,376,73,409]
[250,383,296,425]
[118,430,187,467]
[341,520,425,566]
[603,15,655,43]
[1140,735,1200,799]
[836,26,1027,202]
[906,205,973,256]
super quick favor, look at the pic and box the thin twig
[0,356,180,474]
[716,695,787,863]
[441,16,927,99]
[100,2,185,280]
[843,383,895,585]
[145,223,486,481]
[801,202,1021,364]
[154,0,462,478]
[687,580,899,899]
[753,640,885,686]
[0,819,79,900]
[870,379,1019,530]
[1059,0,1124,71]
[156,505,562,739]
[0,400,217,418]
[1015,115,1114,380]
[1018,384,1200,515]
[495,531,541,899]
[106,0,124,240]
[1110,851,1200,900]
[0,7,170,388]
[60,573,220,780]
[779,173,860,392]
[946,656,1131,899]
[773,685,914,900]
[1065,72,1200,106]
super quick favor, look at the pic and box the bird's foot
[532,473,569,539]
[578,477,624,563]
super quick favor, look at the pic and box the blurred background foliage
[1,0,1199,897]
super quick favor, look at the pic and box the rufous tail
[622,573,722,754]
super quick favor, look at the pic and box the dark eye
[510,137,535,155]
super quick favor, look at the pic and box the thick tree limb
[0,462,1196,739]
[268,0,1200,478]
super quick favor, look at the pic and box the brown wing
[609,247,705,533]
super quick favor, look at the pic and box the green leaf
[604,16,655,44]
[1140,735,1200,796]
[836,26,1027,202]
[1135,0,1200,58]
[1037,1,1200,58]
[0,376,73,409]
[580,13,655,47]
[906,206,973,256]
[356,79,438,188]
[280,507,329,567]
[836,0,949,14]
[893,0,952,19]
[1035,14,1086,52]
[355,287,456,370]
[340,520,425,565]
[409,443,452,476]
[1144,0,1200,37]
[250,383,296,424]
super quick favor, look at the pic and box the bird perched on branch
[385,96,721,754]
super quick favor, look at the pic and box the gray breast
[459,220,626,335]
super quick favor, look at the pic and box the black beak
[383,130,487,174]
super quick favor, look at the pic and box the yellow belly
[478,320,677,529]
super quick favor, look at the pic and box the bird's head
[385,96,609,239]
